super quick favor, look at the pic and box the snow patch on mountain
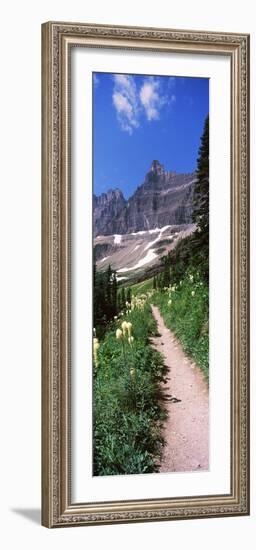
[100,256,110,263]
[118,249,157,273]
[114,234,122,244]
[144,225,172,251]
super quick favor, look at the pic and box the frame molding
[42,21,250,528]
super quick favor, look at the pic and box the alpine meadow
[92,72,209,476]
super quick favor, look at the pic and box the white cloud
[113,74,136,102]
[112,74,139,134]
[112,74,175,133]
[139,78,167,121]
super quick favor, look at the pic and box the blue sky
[93,72,209,199]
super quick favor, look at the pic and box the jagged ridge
[94,160,196,236]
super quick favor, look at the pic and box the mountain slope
[95,223,196,284]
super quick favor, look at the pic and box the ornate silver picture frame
[42,21,250,527]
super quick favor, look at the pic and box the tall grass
[152,270,209,380]
[93,302,167,476]
[128,277,154,297]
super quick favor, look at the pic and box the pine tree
[157,275,161,289]
[126,287,131,304]
[112,271,118,316]
[94,264,108,336]
[162,253,171,287]
[191,115,209,279]
[105,264,113,320]
[192,115,209,235]
[93,263,119,335]
[121,287,126,310]
[157,273,164,290]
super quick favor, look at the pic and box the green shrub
[93,303,166,476]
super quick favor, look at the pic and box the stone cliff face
[93,161,196,236]
[93,189,126,236]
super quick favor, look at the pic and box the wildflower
[191,290,195,297]
[93,338,100,367]
[169,286,176,293]
[128,335,134,345]
[114,315,118,320]
[116,328,123,340]
[189,274,194,282]
[121,320,129,335]
[168,299,172,306]
[126,322,132,336]
[130,368,136,379]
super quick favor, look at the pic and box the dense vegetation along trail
[150,305,209,473]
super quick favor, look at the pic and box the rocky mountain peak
[93,188,126,236]
[107,188,124,200]
[149,159,165,176]
[95,188,125,206]
[143,160,167,189]
[93,160,196,236]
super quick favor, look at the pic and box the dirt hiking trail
[150,304,209,473]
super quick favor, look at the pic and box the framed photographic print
[42,21,250,527]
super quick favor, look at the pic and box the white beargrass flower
[116,328,123,340]
[168,299,172,306]
[93,338,100,367]
[121,320,129,335]
[191,290,195,297]
[128,335,134,345]
[126,322,132,336]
